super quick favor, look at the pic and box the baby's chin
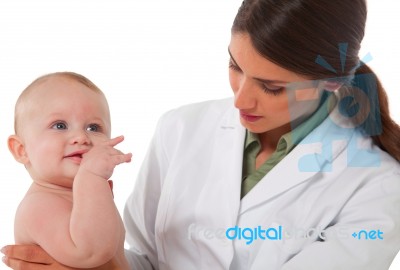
[42,174,75,190]
[31,179,74,194]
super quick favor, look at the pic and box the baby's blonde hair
[14,72,109,135]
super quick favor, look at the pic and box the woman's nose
[234,78,256,110]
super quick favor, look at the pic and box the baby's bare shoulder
[18,184,73,216]
[15,186,73,243]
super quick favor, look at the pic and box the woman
[3,0,400,269]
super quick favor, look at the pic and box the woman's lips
[240,112,262,122]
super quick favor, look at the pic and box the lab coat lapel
[212,105,326,218]
[209,106,245,224]
[240,145,320,214]
[239,116,352,214]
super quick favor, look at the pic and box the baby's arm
[68,136,131,267]
[16,136,131,268]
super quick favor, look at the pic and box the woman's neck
[257,123,291,153]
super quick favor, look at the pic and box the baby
[7,72,132,268]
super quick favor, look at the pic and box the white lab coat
[124,98,400,270]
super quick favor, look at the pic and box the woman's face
[228,33,323,136]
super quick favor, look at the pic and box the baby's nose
[70,130,91,145]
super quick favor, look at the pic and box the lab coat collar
[219,101,356,215]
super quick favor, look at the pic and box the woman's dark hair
[232,0,400,162]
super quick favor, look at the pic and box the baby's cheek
[90,134,109,145]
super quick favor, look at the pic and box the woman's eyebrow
[228,47,288,85]
[254,77,288,85]
[228,47,240,67]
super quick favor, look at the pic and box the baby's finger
[107,135,125,147]
[113,153,132,165]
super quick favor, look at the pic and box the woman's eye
[262,84,285,96]
[86,124,102,132]
[228,60,241,72]
[51,122,67,130]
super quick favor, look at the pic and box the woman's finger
[108,180,114,198]
[1,245,54,264]
[3,256,45,270]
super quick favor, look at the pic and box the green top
[241,92,334,198]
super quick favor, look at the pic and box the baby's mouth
[64,150,88,161]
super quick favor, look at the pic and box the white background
[0,1,399,269]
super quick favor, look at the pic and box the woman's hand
[2,181,125,270]
[1,245,127,270]
[2,244,76,269]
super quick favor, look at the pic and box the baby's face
[17,76,111,188]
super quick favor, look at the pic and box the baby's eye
[86,124,102,132]
[51,122,67,130]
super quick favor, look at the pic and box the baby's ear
[8,135,29,164]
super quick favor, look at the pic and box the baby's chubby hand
[78,135,132,180]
